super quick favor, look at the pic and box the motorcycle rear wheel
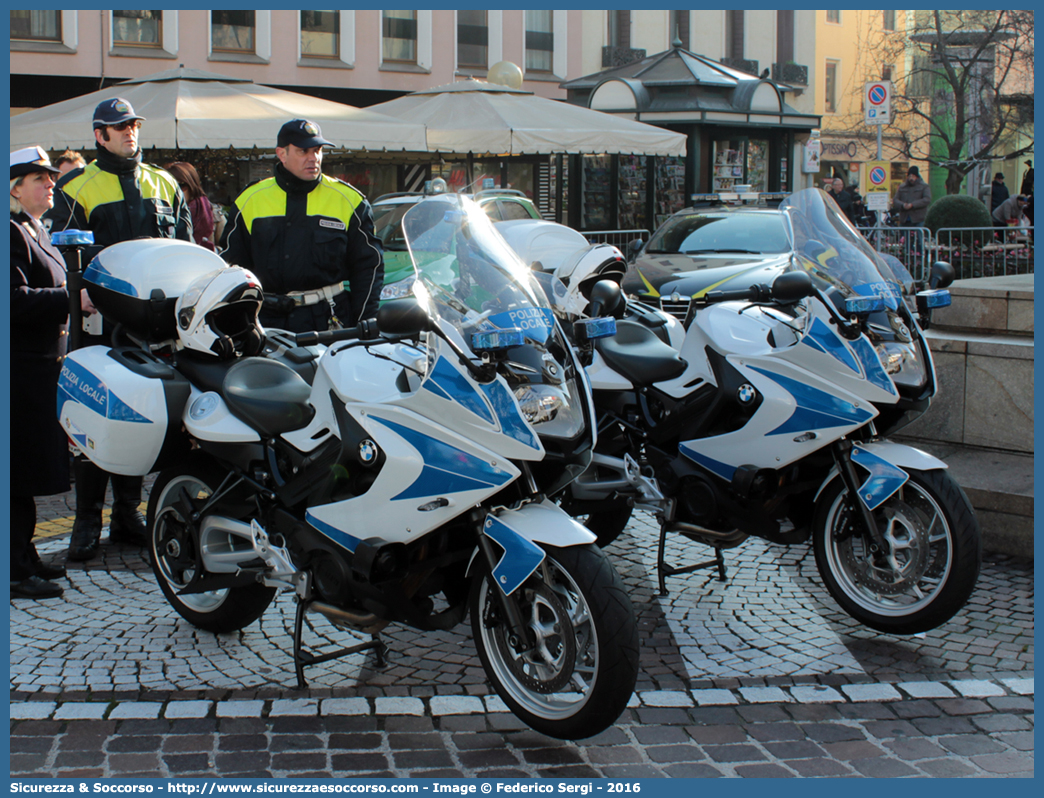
[148,457,276,634]
[813,468,981,635]
[470,544,638,740]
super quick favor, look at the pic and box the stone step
[893,439,1033,559]
[930,273,1033,337]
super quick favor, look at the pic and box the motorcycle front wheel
[813,468,981,635]
[470,544,639,740]
[148,457,276,634]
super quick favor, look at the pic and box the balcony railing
[602,46,646,68]
[771,62,808,85]
[720,57,759,76]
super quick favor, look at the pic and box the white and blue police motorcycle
[553,188,981,635]
[57,194,638,739]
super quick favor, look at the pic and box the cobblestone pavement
[9,486,1034,778]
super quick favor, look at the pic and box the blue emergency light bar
[845,295,886,315]
[51,229,95,247]
[573,317,617,343]
[915,289,952,310]
[472,328,525,352]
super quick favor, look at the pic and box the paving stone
[734,763,796,778]
[848,757,920,777]
[937,734,1006,756]
[999,677,1034,695]
[738,686,791,703]
[896,681,956,699]
[785,757,854,777]
[692,689,738,706]
[916,758,980,778]
[840,683,902,702]
[789,685,844,703]
[163,701,212,719]
[882,738,947,761]
[429,696,485,715]
[10,703,56,720]
[269,699,319,716]
[53,703,109,720]
[640,690,694,707]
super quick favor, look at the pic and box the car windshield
[646,212,791,255]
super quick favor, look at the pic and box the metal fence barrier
[931,226,1035,281]
[856,226,933,281]
[583,229,651,250]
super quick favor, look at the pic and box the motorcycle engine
[311,551,354,605]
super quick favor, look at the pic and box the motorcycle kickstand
[292,595,387,689]
[656,504,727,596]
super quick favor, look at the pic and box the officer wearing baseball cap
[45,96,192,564]
[221,119,383,333]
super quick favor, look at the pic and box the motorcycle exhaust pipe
[307,601,388,635]
[665,520,748,549]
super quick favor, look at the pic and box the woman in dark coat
[10,146,82,598]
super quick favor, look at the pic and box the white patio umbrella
[9,67,427,153]
[367,79,686,157]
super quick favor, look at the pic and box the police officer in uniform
[46,97,192,562]
[220,119,383,333]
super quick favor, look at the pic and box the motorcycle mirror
[587,280,624,319]
[929,261,955,290]
[771,270,814,303]
[376,298,431,335]
[627,238,644,262]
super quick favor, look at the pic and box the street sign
[864,81,891,126]
[866,191,890,211]
[865,160,891,194]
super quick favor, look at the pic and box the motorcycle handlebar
[703,284,771,305]
[294,318,381,347]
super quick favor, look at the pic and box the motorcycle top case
[83,239,228,341]
[58,345,191,476]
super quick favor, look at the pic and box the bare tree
[856,11,1034,195]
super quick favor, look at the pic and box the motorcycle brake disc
[493,582,577,694]
[841,500,931,596]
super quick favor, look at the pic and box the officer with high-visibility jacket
[45,97,191,258]
[44,97,192,565]
[220,119,384,333]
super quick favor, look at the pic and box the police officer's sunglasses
[110,120,142,132]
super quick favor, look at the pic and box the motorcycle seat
[222,357,315,437]
[595,320,687,385]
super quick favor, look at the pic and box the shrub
[924,194,994,246]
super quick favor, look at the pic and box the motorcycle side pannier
[58,346,192,476]
[82,239,228,341]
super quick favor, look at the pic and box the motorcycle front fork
[831,439,888,553]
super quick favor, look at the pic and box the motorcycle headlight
[875,341,926,389]
[380,277,415,301]
[513,380,585,439]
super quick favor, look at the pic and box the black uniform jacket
[11,213,71,497]
[221,164,384,332]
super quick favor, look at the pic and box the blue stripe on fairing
[852,445,909,511]
[483,513,546,596]
[802,316,861,375]
[83,259,138,298]
[305,511,363,553]
[849,336,899,396]
[479,379,541,451]
[748,365,874,436]
[421,355,495,424]
[57,358,151,424]
[678,444,737,482]
[369,415,513,501]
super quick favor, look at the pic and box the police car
[623,192,793,322]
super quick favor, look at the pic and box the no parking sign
[864,81,891,125]
[864,160,891,209]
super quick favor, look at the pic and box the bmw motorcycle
[57,195,638,739]
[551,188,981,635]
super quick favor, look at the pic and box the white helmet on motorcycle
[175,266,265,359]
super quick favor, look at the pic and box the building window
[383,10,417,63]
[725,11,744,60]
[525,10,553,72]
[113,10,161,47]
[882,10,896,31]
[212,10,255,53]
[608,10,630,48]
[457,10,487,69]
[882,64,893,82]
[669,10,689,49]
[10,10,61,41]
[825,11,841,25]
[777,10,794,64]
[825,60,839,113]
[301,10,338,58]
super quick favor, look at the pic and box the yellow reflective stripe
[636,270,660,298]
[138,165,180,205]
[234,178,286,233]
[307,176,364,220]
[59,166,122,222]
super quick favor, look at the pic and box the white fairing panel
[182,388,261,443]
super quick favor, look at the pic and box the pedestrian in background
[45,97,192,563]
[1020,160,1033,196]
[990,172,1010,214]
[10,147,93,598]
[827,177,854,222]
[166,161,216,251]
[221,118,383,333]
[53,149,86,176]
[891,166,931,225]
[992,194,1028,232]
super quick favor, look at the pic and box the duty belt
[286,282,346,329]
[287,283,345,307]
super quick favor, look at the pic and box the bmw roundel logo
[358,439,378,465]
[737,384,757,405]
